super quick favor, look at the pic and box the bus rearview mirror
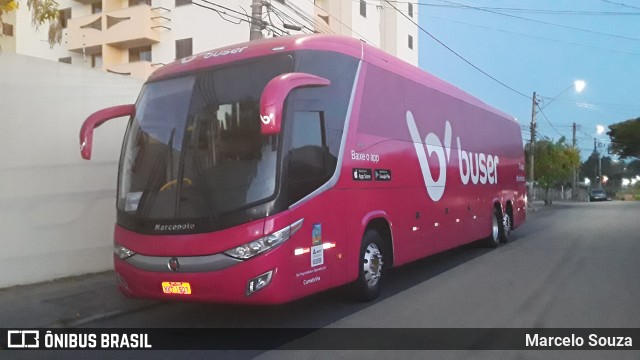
[260,73,330,135]
[80,104,135,160]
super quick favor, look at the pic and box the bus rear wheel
[499,207,512,243]
[352,230,385,302]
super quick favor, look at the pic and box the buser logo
[260,113,273,125]
[406,111,499,202]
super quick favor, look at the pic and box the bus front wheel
[484,207,502,248]
[352,229,385,302]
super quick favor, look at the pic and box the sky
[417,0,640,160]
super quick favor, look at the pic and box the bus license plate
[162,281,192,295]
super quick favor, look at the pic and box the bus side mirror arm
[80,104,135,160]
[260,73,330,135]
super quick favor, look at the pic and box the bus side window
[287,111,333,204]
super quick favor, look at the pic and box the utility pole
[593,137,601,188]
[572,122,577,200]
[250,0,264,41]
[529,92,537,205]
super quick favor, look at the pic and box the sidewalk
[527,199,581,212]
[0,271,157,328]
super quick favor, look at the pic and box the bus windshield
[117,55,294,228]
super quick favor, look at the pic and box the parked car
[589,189,608,202]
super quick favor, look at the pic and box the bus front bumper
[114,254,292,305]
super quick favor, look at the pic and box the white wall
[0,11,17,52]
[0,53,143,288]
[351,0,381,47]
[395,0,418,66]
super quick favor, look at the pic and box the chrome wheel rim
[492,213,500,241]
[363,243,383,288]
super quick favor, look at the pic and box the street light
[539,80,587,110]
[528,80,586,205]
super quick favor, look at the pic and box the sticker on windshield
[125,192,143,212]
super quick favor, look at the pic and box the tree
[627,159,640,176]
[526,136,581,204]
[0,0,61,47]
[607,117,640,159]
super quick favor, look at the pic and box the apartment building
[1,0,418,79]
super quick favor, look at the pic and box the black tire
[484,207,501,248]
[499,206,512,244]
[351,229,385,302]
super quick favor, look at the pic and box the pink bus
[80,34,526,304]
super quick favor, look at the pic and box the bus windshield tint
[117,55,293,222]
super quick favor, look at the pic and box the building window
[2,23,13,36]
[408,34,413,49]
[59,8,72,29]
[92,53,103,68]
[360,0,366,18]
[130,45,152,62]
[175,38,193,59]
[92,2,102,14]
[175,0,192,6]
[58,57,72,64]
[408,3,414,18]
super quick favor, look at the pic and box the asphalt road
[3,200,640,359]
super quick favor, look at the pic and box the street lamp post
[528,92,537,206]
[529,80,585,206]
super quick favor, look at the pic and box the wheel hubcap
[363,243,383,287]
[492,213,499,240]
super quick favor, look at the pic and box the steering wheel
[159,178,193,192]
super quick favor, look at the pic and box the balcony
[104,5,161,49]
[66,13,103,54]
[66,5,162,53]
[71,0,100,4]
[106,61,160,79]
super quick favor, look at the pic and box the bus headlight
[224,219,303,260]
[114,245,136,260]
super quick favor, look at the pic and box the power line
[198,0,251,20]
[275,0,333,34]
[536,106,565,138]
[423,2,640,16]
[192,0,250,25]
[601,0,640,11]
[268,3,315,34]
[384,0,529,99]
[424,14,640,57]
[441,0,640,42]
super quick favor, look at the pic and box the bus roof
[149,34,516,124]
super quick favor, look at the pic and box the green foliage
[607,117,640,159]
[526,136,581,189]
[0,0,61,47]
[27,0,59,24]
[580,154,629,185]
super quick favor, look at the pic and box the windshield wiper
[174,116,218,221]
[138,128,176,218]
